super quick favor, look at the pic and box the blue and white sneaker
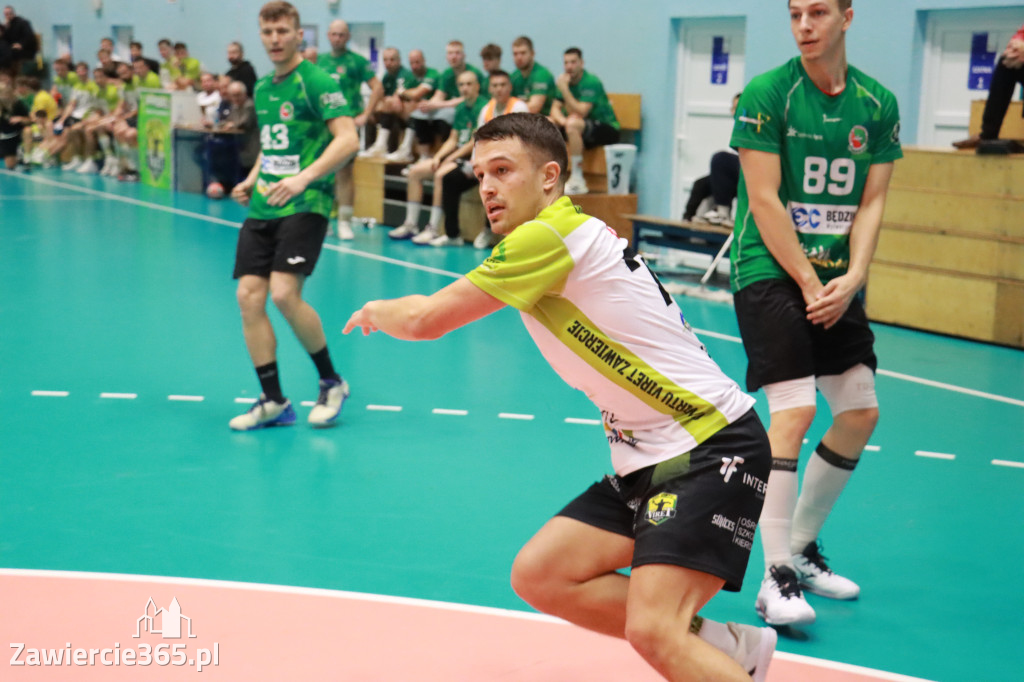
[229,394,296,431]
[308,378,349,427]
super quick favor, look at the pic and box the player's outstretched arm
[807,161,895,329]
[344,277,505,341]
[738,147,822,303]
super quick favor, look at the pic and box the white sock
[98,135,112,154]
[338,205,354,224]
[791,443,858,554]
[429,205,443,227]
[396,127,414,154]
[570,154,584,180]
[760,459,798,573]
[372,127,389,150]
[405,201,421,225]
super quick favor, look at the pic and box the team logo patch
[645,492,678,527]
[737,109,771,133]
[279,101,294,122]
[336,65,346,76]
[848,125,868,154]
[891,121,901,144]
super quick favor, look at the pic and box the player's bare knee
[834,406,879,439]
[624,611,677,665]
[269,286,301,315]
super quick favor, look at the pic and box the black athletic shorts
[412,118,451,146]
[557,409,770,592]
[733,278,877,392]
[0,136,18,158]
[582,120,620,149]
[232,212,329,279]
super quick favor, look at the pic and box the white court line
[100,392,137,399]
[235,397,257,404]
[31,390,69,397]
[367,404,403,412]
[0,194,104,200]
[300,400,316,407]
[433,408,468,416]
[6,169,1021,411]
[915,450,956,461]
[168,395,204,402]
[864,445,881,452]
[499,412,535,421]
[992,459,1024,469]
[0,568,938,682]
[565,418,601,425]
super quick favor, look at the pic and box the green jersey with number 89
[250,59,355,220]
[729,57,902,291]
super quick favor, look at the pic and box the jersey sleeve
[730,73,785,154]
[871,92,903,165]
[309,68,355,120]
[465,221,575,311]
[360,57,376,84]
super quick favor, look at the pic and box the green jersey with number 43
[250,60,355,220]
[729,57,902,291]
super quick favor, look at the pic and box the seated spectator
[196,72,222,125]
[2,6,36,78]
[157,38,175,88]
[550,47,619,195]
[405,48,445,161]
[953,23,1024,149]
[47,61,97,170]
[363,46,420,163]
[388,70,487,246]
[417,40,484,117]
[0,81,29,168]
[111,61,144,180]
[130,41,161,77]
[683,92,742,225]
[23,108,51,165]
[170,42,201,90]
[479,43,502,92]
[49,58,78,108]
[510,36,555,115]
[96,48,122,79]
[132,56,161,90]
[15,76,56,121]
[225,41,257,96]
[218,80,258,177]
[78,66,123,174]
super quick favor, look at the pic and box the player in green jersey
[510,36,555,116]
[227,0,360,431]
[359,46,419,164]
[317,19,383,239]
[417,41,484,120]
[345,113,778,682]
[730,0,902,628]
[551,47,620,195]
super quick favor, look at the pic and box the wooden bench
[968,99,1024,140]
[580,93,641,192]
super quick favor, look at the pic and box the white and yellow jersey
[467,196,755,476]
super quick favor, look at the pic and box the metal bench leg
[699,233,734,286]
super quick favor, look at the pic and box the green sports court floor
[1,168,1022,681]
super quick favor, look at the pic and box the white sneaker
[336,221,355,240]
[308,378,349,427]
[30,147,46,164]
[792,541,860,600]
[699,206,734,227]
[62,157,83,171]
[229,395,296,431]
[76,158,99,174]
[388,223,419,240]
[102,158,120,176]
[428,234,463,247]
[358,140,388,158]
[727,622,776,682]
[473,228,493,250]
[564,177,589,195]
[384,149,414,164]
[755,566,816,626]
[411,224,438,245]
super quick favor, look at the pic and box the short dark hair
[130,41,142,50]
[488,69,511,82]
[229,41,244,54]
[480,43,501,60]
[788,0,851,10]
[174,42,187,51]
[564,47,582,59]
[259,1,301,27]
[475,112,568,185]
[158,38,171,47]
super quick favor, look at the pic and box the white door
[918,8,1023,147]
[671,17,745,221]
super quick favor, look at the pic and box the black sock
[310,346,340,382]
[255,362,285,403]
